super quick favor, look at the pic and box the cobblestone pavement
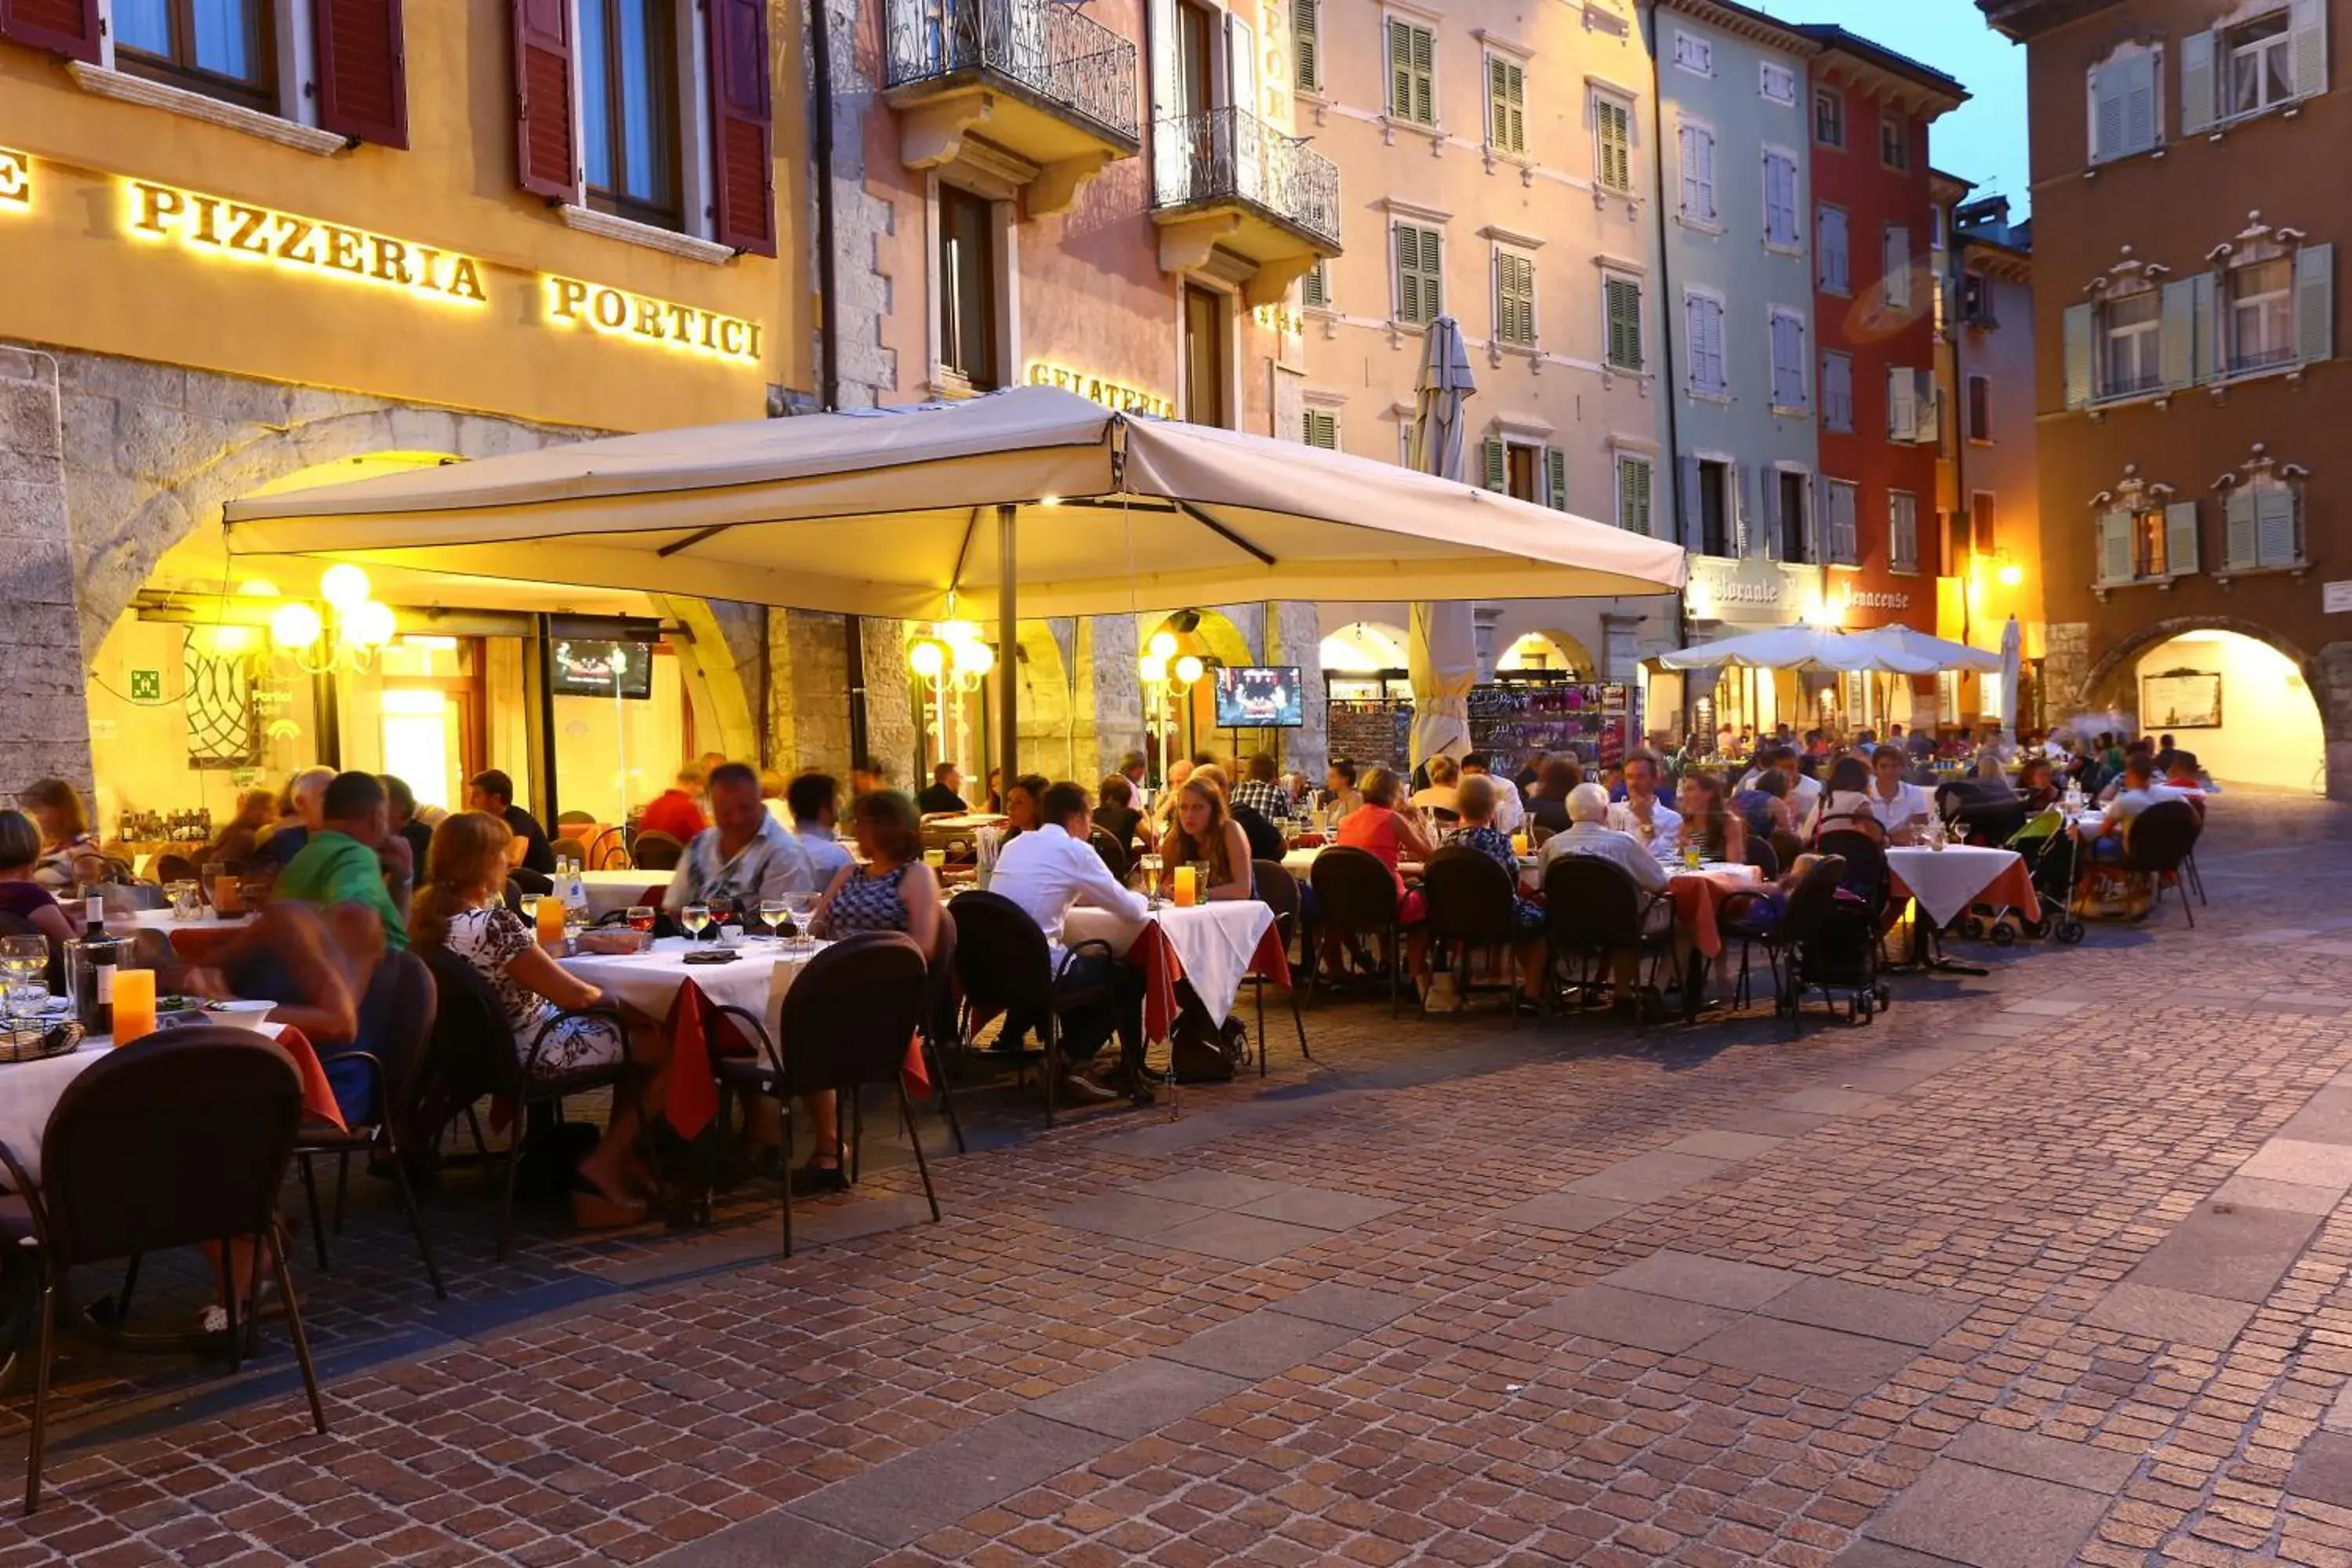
[5,792,2352,1566]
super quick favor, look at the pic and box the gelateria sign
[1026,362,1174,418]
[3,154,760,365]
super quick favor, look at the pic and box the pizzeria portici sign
[0,151,759,365]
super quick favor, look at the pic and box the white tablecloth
[128,909,256,935]
[0,1020,290,1189]
[1882,845,2030,927]
[1065,901,1273,1027]
[576,869,673,919]
[559,935,820,1040]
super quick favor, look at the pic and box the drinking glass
[756,898,786,946]
[517,893,542,931]
[681,902,712,940]
[626,904,657,935]
[782,892,818,953]
[0,935,48,1020]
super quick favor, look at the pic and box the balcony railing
[2096,368,2165,402]
[1152,106,1342,249]
[884,0,1140,148]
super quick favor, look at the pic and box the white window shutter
[2190,271,2217,381]
[1882,226,1911,308]
[2091,65,2122,162]
[1696,130,1716,220]
[2257,488,2301,564]
[2223,486,2259,568]
[2164,500,2200,574]
[2160,278,2198,389]
[1818,207,1847,292]
[2124,52,2158,154]
[1730,463,1750,556]
[1887,365,1917,441]
[2098,510,2134,582]
[2293,0,2328,99]
[1149,0,1184,198]
[2180,29,2216,136]
[1679,125,1702,214]
[1914,369,1938,444]
[2063,303,2094,408]
[2297,242,2334,364]
[1759,467,1780,558]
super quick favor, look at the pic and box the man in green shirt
[276,771,411,949]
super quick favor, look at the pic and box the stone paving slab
[1661,1128,1788,1160]
[1264,1281,1418,1330]
[1229,1185,1404,1229]
[1040,1189,1217,1241]
[1156,1209,1334,1263]
[1485,1189,1635,1232]
[1757,1276,1978,1347]
[2125,1197,2323,1301]
[2215,1172,2345,1214]
[653,1511,883,1567]
[1864,1458,2110,1568]
[1561,1148,1738,1201]
[1523,1284,1746,1355]
[1025,1358,1249,1441]
[2288,1430,2352,1508]
[2280,1087,2352,1143]
[1943,1425,2143,1492]
[2083,1280,2259,1348]
[1776,1086,1886,1114]
[2237,1137,2352,1191]
[788,1411,1111,1548]
[1683,1314,1921,1396]
[1118,1168,1289,1209]
[1600,1248,1805,1310]
[1154,1307,1363,1381]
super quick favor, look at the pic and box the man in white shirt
[1541,784,1671,895]
[987,781,1154,1103]
[663,764,817,914]
[1605,751,1683,848]
[784,772,855,884]
[1864,745,1934,842]
[1461,754,1523,835]
[2092,754,2195,851]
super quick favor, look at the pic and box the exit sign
[129,670,162,700]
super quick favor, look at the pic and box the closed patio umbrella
[1995,615,2023,741]
[1404,316,1479,770]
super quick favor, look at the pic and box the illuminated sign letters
[123,180,487,304]
[0,149,29,209]
[543,277,763,363]
[1025,361,1174,418]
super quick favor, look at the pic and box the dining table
[1883,844,2040,975]
[1062,900,1289,1040]
[558,935,929,1139]
[575,869,674,920]
[128,907,257,964]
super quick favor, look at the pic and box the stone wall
[2314,642,2352,802]
[2042,621,2091,718]
[1267,601,1328,779]
[815,0,898,408]
[0,347,97,796]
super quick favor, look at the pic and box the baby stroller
[1773,855,1889,1028]
[1958,808,2085,945]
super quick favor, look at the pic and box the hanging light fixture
[263,564,399,674]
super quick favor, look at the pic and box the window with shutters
[1814,87,1844,147]
[2131,507,2169,578]
[113,0,278,113]
[1971,491,1996,555]
[2224,10,2295,116]
[1602,273,1643,372]
[1493,249,1537,346]
[1817,205,1849,293]
[1592,92,1634,194]
[1881,224,1911,309]
[581,0,684,228]
[1823,481,1858,566]
[1386,19,1436,126]
[1878,113,1908,171]
[937,184,1000,391]
[2100,289,2163,398]
[1967,375,1992,443]
[2220,463,2308,572]
[1300,259,1330,310]
[1615,455,1654,535]
[1393,222,1443,325]
[1302,408,1340,449]
[1292,0,1322,93]
[1696,459,1732,557]
[1769,308,1807,412]
[1672,29,1711,76]
[1821,352,1853,432]
[2227,256,2296,372]
[2088,45,2163,164]
[1759,61,1796,106]
[1486,55,1526,156]
[1889,491,1918,573]
[1685,290,1726,397]
[1762,149,1800,251]
[1677,120,1718,226]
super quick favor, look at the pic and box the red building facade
[1800,28,1966,636]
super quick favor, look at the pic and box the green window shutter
[1395,224,1419,321]
[2097,510,2134,583]
[1481,437,1506,492]
[2256,488,2301,564]
[1303,409,1338,449]
[1544,446,1566,510]
[1301,260,1327,309]
[2298,242,2334,364]
[2180,28,2216,136]
[1596,99,1630,191]
[1604,277,1641,370]
[1421,227,1443,318]
[2224,486,2260,568]
[1487,59,1524,154]
[1388,20,1414,118]
[2063,303,2094,408]
[1293,0,1319,92]
[2164,500,2200,575]
[1412,27,1434,125]
[2190,272,2217,381]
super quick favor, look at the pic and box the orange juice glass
[536,893,569,945]
[111,967,157,1045]
[1172,864,1198,908]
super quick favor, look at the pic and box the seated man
[1459,753,1523,835]
[662,762,818,915]
[1537,784,1676,954]
[785,771,855,884]
[987,782,1155,1105]
[638,767,709,844]
[277,771,411,950]
[917,761,969,816]
[466,768,556,875]
[263,766,336,870]
[2085,753,2194,861]
[1231,753,1291,823]
[1606,750,1684,846]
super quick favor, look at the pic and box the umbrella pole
[998,503,1018,787]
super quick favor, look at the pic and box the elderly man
[1231,753,1290,822]
[663,762,817,914]
[263,765,337,870]
[1540,782,1670,895]
[1606,750,1683,846]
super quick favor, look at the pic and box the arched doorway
[1497,629,1597,676]
[2130,629,2322,792]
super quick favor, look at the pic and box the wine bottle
[78,895,120,1035]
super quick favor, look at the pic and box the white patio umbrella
[1657,625,1940,676]
[1404,316,1479,769]
[1994,615,2023,742]
[1847,623,2003,673]
[224,385,1684,776]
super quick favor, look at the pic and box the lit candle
[1172,864,1198,908]
[111,967,157,1046]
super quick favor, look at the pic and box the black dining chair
[292,949,445,1300]
[416,945,631,1259]
[706,932,940,1257]
[2120,800,2202,927]
[1308,845,1406,1015]
[1247,859,1312,1072]
[1417,846,1522,1024]
[1088,826,1132,884]
[1541,855,1679,1030]
[948,891,1118,1126]
[630,830,685,872]
[0,1029,328,1513]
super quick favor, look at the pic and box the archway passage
[1497,630,1596,677]
[2132,630,2323,793]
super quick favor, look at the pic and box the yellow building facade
[0,0,811,830]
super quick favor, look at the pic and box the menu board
[1326,699,1410,771]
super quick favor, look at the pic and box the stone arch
[1497,627,1599,677]
[2076,614,2321,716]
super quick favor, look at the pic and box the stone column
[765,608,859,775]
[1268,600,1327,779]
[1600,612,1645,684]
[1078,614,1144,779]
[1472,605,1504,681]
[0,347,95,797]
[2042,622,2091,717]
[2318,641,2352,802]
[857,617,918,788]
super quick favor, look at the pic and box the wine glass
[1,935,49,1020]
[517,893,542,931]
[782,892,818,953]
[626,904,656,935]
[756,898,786,946]
[681,902,711,941]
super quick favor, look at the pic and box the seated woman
[0,808,78,949]
[412,811,666,1227]
[1323,767,1435,975]
[17,778,104,893]
[1812,756,1883,844]
[808,789,942,1193]
[1094,773,1145,851]
[1410,756,1461,821]
[1674,771,1747,866]
[2016,757,2061,812]
[1156,775,1254,902]
[202,789,278,873]
[1731,768,1793,847]
[1417,775,1545,1012]
[1522,757,1584,837]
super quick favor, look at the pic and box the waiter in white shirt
[987,781,1155,1105]
[1605,750,1683,848]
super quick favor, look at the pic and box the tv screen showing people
[1214,666,1304,728]
[550,639,654,699]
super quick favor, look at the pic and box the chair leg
[779,1092,795,1258]
[495,1120,528,1263]
[23,1273,54,1514]
[1043,1015,1058,1128]
[296,1154,329,1272]
[270,1222,328,1436]
[332,1151,350,1235]
[848,1087,864,1187]
[924,1033,967,1154]
[897,1083,942,1225]
[464,1105,492,1184]
[117,1254,141,1320]
[1254,981,1267,1076]
[384,1138,446,1301]
[1289,982,1310,1061]
[220,1238,240,1376]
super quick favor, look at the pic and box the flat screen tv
[1213,665,1305,728]
[550,639,654,699]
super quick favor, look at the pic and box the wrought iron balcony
[1151,106,1342,253]
[884,0,1141,154]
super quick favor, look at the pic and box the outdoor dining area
[0,348,2210,1515]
